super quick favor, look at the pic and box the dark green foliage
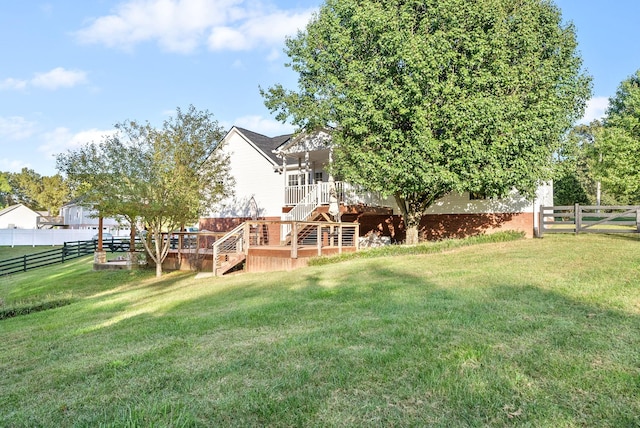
[263,0,591,242]
[594,70,640,204]
[0,299,74,320]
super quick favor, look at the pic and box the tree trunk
[129,223,136,254]
[395,194,423,245]
[404,212,421,245]
[154,233,163,277]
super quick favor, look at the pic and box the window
[288,174,303,186]
[314,172,323,182]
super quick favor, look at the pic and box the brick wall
[201,212,533,245]
[351,212,534,243]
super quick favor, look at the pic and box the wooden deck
[161,221,359,274]
[245,245,356,273]
[163,244,357,273]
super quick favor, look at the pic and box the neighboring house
[60,200,127,235]
[203,127,552,241]
[0,204,41,229]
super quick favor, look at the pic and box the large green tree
[2,168,70,214]
[593,70,640,204]
[57,106,232,276]
[263,0,591,243]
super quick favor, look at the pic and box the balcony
[37,215,67,229]
[284,181,389,207]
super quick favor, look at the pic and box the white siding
[60,204,125,233]
[400,184,553,216]
[0,205,39,229]
[210,129,284,218]
[427,191,533,215]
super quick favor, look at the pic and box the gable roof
[274,128,332,156]
[0,203,39,218]
[233,127,292,164]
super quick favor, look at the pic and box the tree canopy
[552,121,620,206]
[57,106,232,276]
[263,0,591,243]
[593,70,640,204]
[0,168,70,214]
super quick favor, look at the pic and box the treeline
[555,70,640,206]
[0,169,70,215]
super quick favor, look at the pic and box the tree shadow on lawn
[10,262,638,427]
[60,264,638,426]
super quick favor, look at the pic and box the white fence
[0,229,97,246]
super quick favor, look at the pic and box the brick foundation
[200,212,534,245]
[349,212,534,243]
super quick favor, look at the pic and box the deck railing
[212,220,360,275]
[284,181,388,207]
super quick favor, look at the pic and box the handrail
[212,222,247,275]
[285,181,389,207]
[282,189,320,241]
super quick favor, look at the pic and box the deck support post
[213,244,218,276]
[291,222,298,259]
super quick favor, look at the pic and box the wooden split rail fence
[539,204,640,236]
[0,238,135,276]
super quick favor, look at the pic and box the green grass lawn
[1,234,639,427]
[0,245,63,260]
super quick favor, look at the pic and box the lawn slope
[1,234,639,427]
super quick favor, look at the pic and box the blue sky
[1,0,638,176]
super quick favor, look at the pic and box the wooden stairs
[281,211,332,246]
[214,253,246,276]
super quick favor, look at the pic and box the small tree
[58,106,232,276]
[553,121,618,206]
[263,0,591,243]
[593,70,640,204]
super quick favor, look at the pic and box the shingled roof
[235,127,292,164]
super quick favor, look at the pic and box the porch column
[305,150,310,186]
[282,155,287,206]
[328,147,334,180]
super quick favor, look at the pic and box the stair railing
[281,186,320,241]
[212,222,247,276]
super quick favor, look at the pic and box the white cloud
[38,127,116,158]
[0,158,31,173]
[579,96,609,124]
[75,0,315,54]
[0,68,88,91]
[208,10,313,51]
[0,78,28,90]
[0,116,37,140]
[231,115,295,136]
[31,67,88,90]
